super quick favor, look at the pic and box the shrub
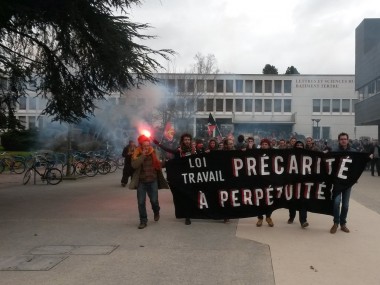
[1,129,38,151]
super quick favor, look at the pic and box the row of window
[312,99,357,113]
[17,116,43,129]
[18,97,47,111]
[358,76,380,100]
[197,98,292,113]
[159,79,293,94]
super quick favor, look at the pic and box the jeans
[289,208,308,224]
[137,181,160,223]
[333,187,351,225]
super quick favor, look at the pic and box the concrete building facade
[10,73,378,142]
[355,18,380,141]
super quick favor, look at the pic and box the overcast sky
[129,0,380,75]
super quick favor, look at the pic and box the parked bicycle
[0,152,26,174]
[23,155,63,185]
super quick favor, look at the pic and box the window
[352,99,358,113]
[284,80,292,93]
[274,80,282,93]
[29,116,36,129]
[255,80,262,93]
[177,79,185,92]
[236,80,243,93]
[39,98,48,110]
[177,98,185,111]
[216,80,224,93]
[322,99,330,112]
[264,99,272,112]
[186,99,195,112]
[284,99,291,112]
[197,80,205,92]
[187,79,194,92]
[19,97,27,110]
[29,97,37,110]
[245,80,253,93]
[255,99,262,112]
[197,99,204,112]
[332,99,340,112]
[235,99,243,112]
[19,116,26,128]
[216,99,223,111]
[206,80,214,93]
[342,99,350,113]
[226,80,233,93]
[226,99,233,111]
[368,81,375,96]
[313,99,321,112]
[244,99,253,113]
[206,99,214,112]
[38,117,44,129]
[274,99,282,112]
[168,79,175,92]
[322,127,330,140]
[264,80,272,93]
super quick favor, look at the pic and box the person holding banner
[256,138,274,227]
[153,133,196,225]
[288,140,309,228]
[330,132,355,234]
[129,135,169,229]
[205,138,218,152]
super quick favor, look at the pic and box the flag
[163,121,175,141]
[207,113,216,136]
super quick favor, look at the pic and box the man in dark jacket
[121,140,135,187]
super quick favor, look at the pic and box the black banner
[166,149,370,219]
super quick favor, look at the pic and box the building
[355,18,380,141]
[152,73,377,141]
[8,73,378,142]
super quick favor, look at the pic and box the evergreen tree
[262,64,278,74]
[0,0,173,124]
[285,66,300,74]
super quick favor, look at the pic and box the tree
[262,64,278,74]
[152,53,219,137]
[285,66,300,74]
[0,0,173,124]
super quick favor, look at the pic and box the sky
[128,0,380,75]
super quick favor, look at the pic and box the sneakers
[185,218,191,225]
[287,218,294,224]
[266,217,274,227]
[256,218,263,227]
[330,223,338,234]
[154,212,160,222]
[301,222,309,228]
[138,223,147,229]
[341,225,350,233]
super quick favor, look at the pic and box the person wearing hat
[129,135,169,229]
[256,138,274,227]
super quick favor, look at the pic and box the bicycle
[0,152,26,174]
[23,156,63,185]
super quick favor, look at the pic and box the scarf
[132,146,161,170]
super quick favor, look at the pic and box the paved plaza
[0,169,379,285]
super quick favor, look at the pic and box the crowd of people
[121,132,377,233]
